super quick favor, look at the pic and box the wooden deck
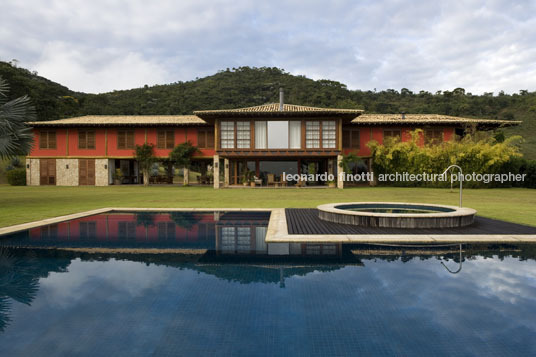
[285,209,536,235]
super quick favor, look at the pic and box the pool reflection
[1,244,536,355]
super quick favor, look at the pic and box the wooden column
[213,154,220,189]
[337,154,344,189]
[224,158,230,187]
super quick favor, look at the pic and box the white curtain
[255,121,267,149]
[289,121,301,149]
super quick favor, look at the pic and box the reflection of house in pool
[0,211,348,258]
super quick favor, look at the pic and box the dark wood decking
[285,209,536,235]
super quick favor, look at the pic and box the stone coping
[1,207,535,244]
[0,207,275,237]
[317,202,477,219]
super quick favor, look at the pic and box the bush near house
[6,168,26,186]
[368,130,532,188]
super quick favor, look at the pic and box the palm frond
[0,79,36,159]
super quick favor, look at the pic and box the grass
[0,185,535,228]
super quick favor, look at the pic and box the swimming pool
[1,212,536,356]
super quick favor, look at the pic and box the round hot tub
[317,202,476,228]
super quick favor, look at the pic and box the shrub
[7,168,26,186]
[368,130,525,188]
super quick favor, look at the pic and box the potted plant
[328,180,336,188]
[113,168,124,185]
[241,170,249,186]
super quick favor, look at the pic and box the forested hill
[1,61,535,158]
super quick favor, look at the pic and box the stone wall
[56,159,79,186]
[95,159,109,186]
[26,158,40,186]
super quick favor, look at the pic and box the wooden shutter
[87,131,95,149]
[48,132,56,149]
[79,159,87,185]
[157,131,166,148]
[40,159,48,185]
[118,131,126,149]
[87,159,95,185]
[39,132,47,149]
[166,130,174,148]
[351,130,360,149]
[79,131,86,149]
[342,130,350,148]
[79,159,95,185]
[126,131,134,148]
[47,159,56,185]
[198,130,206,148]
[207,130,214,148]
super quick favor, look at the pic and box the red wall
[343,126,456,156]
[29,127,215,158]
[30,129,68,157]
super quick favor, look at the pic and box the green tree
[169,141,198,186]
[135,143,155,186]
[0,76,35,159]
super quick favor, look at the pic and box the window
[78,130,95,149]
[237,121,250,148]
[157,130,175,149]
[342,129,360,149]
[39,131,56,149]
[79,221,96,240]
[158,222,176,240]
[220,121,235,148]
[289,121,301,149]
[267,121,288,149]
[197,129,215,149]
[425,129,443,145]
[255,121,267,149]
[305,121,320,148]
[118,221,136,240]
[117,130,135,149]
[40,224,58,239]
[384,129,401,142]
[322,121,336,148]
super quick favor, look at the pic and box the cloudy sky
[1,0,535,94]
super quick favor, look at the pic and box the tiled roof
[26,115,207,127]
[194,103,363,117]
[352,114,520,127]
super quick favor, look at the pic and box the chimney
[279,87,284,111]
[401,111,406,119]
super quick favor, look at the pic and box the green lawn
[0,185,535,228]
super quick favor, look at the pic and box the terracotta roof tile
[26,115,206,127]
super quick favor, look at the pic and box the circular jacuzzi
[317,202,476,228]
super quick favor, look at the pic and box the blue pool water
[1,212,536,356]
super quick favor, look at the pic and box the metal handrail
[441,244,463,274]
[442,165,463,207]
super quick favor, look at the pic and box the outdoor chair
[253,175,263,186]
[267,174,275,186]
[280,174,288,187]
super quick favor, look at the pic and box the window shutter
[87,131,95,149]
[78,131,86,149]
[127,131,134,148]
[342,130,350,147]
[351,130,359,149]
[118,131,126,149]
[39,132,47,149]
[48,132,56,149]
[166,130,174,148]
[157,131,165,148]
[198,130,206,148]
[207,130,214,148]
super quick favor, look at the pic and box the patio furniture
[267,174,275,186]
[253,176,263,186]
[280,174,288,187]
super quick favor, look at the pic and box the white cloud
[0,0,535,93]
